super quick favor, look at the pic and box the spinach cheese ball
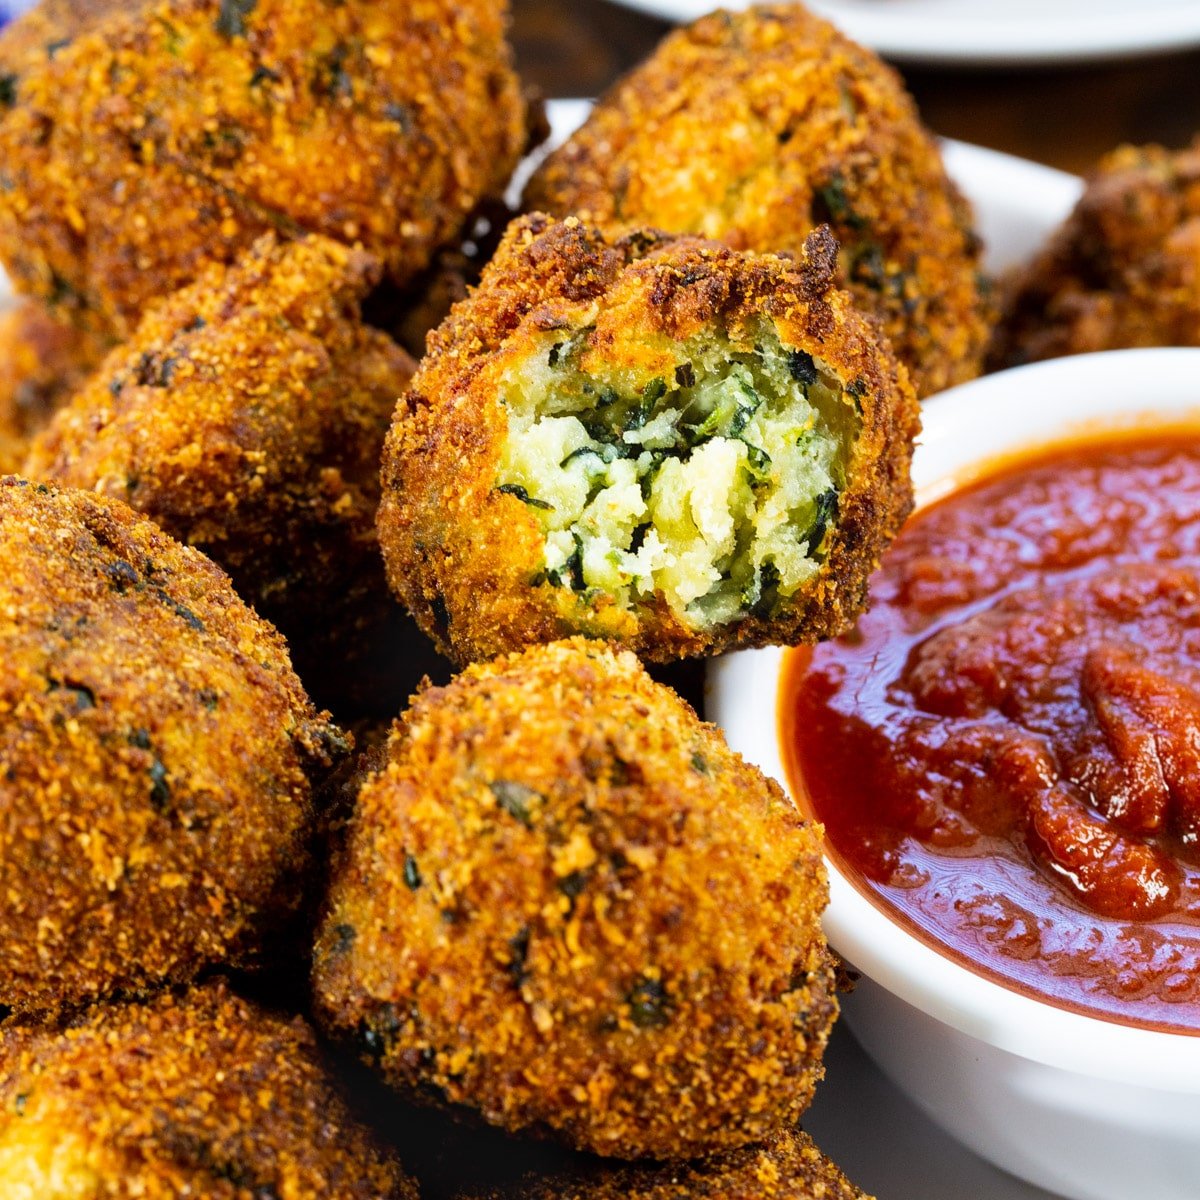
[0,478,344,1016]
[0,0,527,338]
[459,1129,872,1200]
[0,981,419,1199]
[988,137,1200,369]
[379,215,918,666]
[312,638,838,1161]
[0,300,112,475]
[25,233,418,716]
[524,4,989,399]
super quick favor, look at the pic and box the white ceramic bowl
[709,348,1200,1200]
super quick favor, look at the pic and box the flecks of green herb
[547,535,585,592]
[47,678,96,710]
[691,751,708,774]
[808,488,839,554]
[249,64,281,88]
[508,926,530,987]
[786,349,818,387]
[317,44,353,99]
[744,444,771,474]
[490,780,540,827]
[813,175,865,230]
[0,73,17,108]
[497,483,553,511]
[627,976,670,1029]
[383,102,412,131]
[847,377,869,399]
[403,853,422,890]
[148,759,170,811]
[215,0,256,39]
[558,870,588,899]
[561,444,618,469]
[157,17,182,55]
[748,560,782,619]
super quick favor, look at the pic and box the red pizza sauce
[781,431,1200,1033]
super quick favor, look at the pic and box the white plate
[606,0,1200,66]
[540,97,1079,1198]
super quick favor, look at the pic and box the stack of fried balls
[2,0,1182,1195]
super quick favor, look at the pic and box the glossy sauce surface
[782,433,1200,1032]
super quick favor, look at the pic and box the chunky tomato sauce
[782,432,1200,1032]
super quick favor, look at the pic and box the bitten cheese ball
[525,4,989,398]
[26,233,417,716]
[312,638,838,1160]
[0,478,344,1015]
[0,0,527,337]
[0,982,418,1199]
[379,215,918,666]
[989,137,1200,368]
[458,1129,872,1200]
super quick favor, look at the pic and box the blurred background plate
[604,0,1200,66]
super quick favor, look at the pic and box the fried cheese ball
[25,233,417,715]
[460,1129,872,1200]
[988,138,1200,369]
[0,300,112,474]
[0,981,418,1199]
[379,214,918,666]
[524,4,989,399]
[0,0,527,338]
[312,638,838,1161]
[0,478,344,1015]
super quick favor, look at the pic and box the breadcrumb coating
[0,981,418,1199]
[312,638,838,1161]
[459,1128,872,1200]
[989,137,1200,368]
[378,213,917,666]
[0,478,344,1015]
[524,4,989,399]
[26,233,417,716]
[0,300,111,474]
[0,0,527,337]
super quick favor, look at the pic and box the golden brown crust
[0,0,527,337]
[524,5,988,399]
[0,301,112,474]
[459,1129,872,1200]
[0,478,344,1016]
[0,981,418,1199]
[377,213,918,666]
[312,638,838,1161]
[25,233,417,716]
[988,138,1200,369]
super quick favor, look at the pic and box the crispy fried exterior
[0,0,527,338]
[378,214,918,666]
[312,638,838,1161]
[524,5,988,399]
[0,478,344,1015]
[988,138,1200,369]
[0,981,418,1198]
[25,233,418,716]
[0,301,112,474]
[460,1129,871,1200]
